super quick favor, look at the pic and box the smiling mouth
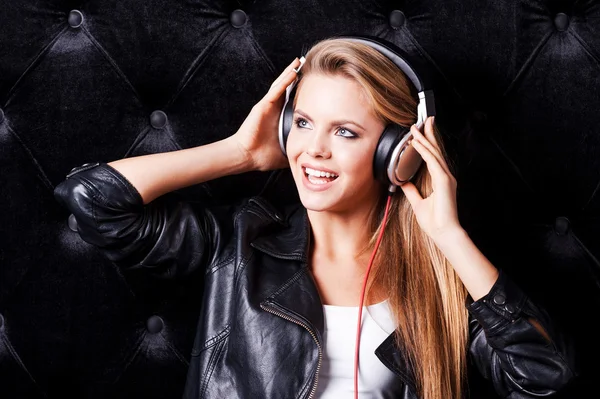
[303,167,339,185]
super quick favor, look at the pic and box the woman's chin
[299,199,327,213]
[298,194,336,213]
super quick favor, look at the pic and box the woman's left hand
[400,116,464,244]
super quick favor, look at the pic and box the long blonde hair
[296,38,470,399]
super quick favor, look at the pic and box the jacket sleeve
[467,270,577,397]
[53,162,234,279]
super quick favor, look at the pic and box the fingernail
[293,56,306,73]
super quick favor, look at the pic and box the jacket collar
[250,199,310,263]
[249,197,416,391]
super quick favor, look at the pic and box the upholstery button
[389,10,406,29]
[147,315,164,333]
[230,9,247,28]
[554,13,569,31]
[504,304,515,313]
[68,214,78,232]
[554,216,570,235]
[68,10,84,28]
[0,108,4,123]
[150,110,167,129]
[493,294,506,305]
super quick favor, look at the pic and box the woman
[54,37,576,399]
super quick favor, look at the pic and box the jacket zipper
[260,302,322,399]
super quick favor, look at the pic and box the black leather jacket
[54,162,576,399]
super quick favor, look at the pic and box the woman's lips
[301,166,338,192]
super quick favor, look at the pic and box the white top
[315,300,404,398]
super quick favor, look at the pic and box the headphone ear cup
[279,82,298,156]
[373,124,405,184]
[374,123,424,187]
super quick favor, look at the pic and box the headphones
[277,35,436,190]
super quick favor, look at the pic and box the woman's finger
[271,57,301,86]
[423,117,454,177]
[410,122,439,158]
[410,125,448,171]
[410,123,450,176]
[399,181,423,208]
[423,116,440,152]
[264,58,302,104]
[411,137,454,191]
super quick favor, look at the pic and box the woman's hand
[232,57,302,171]
[400,116,464,244]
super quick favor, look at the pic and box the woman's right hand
[232,57,303,171]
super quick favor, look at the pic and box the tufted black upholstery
[1,1,598,398]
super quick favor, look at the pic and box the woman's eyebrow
[294,109,366,131]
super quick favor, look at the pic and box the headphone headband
[341,36,425,92]
[340,35,436,125]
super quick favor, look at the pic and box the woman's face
[286,73,386,214]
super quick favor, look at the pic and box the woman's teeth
[304,167,338,179]
[304,167,338,185]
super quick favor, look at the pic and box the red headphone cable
[354,192,393,399]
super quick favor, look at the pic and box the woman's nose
[306,134,331,158]
[306,147,331,158]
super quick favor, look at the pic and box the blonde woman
[54,37,576,399]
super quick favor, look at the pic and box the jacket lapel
[375,333,417,393]
[251,202,324,338]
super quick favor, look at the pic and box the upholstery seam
[4,25,68,106]
[166,27,229,108]
[502,31,553,97]
[568,28,600,69]
[0,334,45,395]
[162,337,191,366]
[80,25,142,103]
[112,332,146,384]
[401,23,465,104]
[3,123,53,191]
[245,28,277,75]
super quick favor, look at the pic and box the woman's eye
[294,117,310,129]
[336,127,356,138]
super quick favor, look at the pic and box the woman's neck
[307,206,374,265]
[307,203,387,305]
